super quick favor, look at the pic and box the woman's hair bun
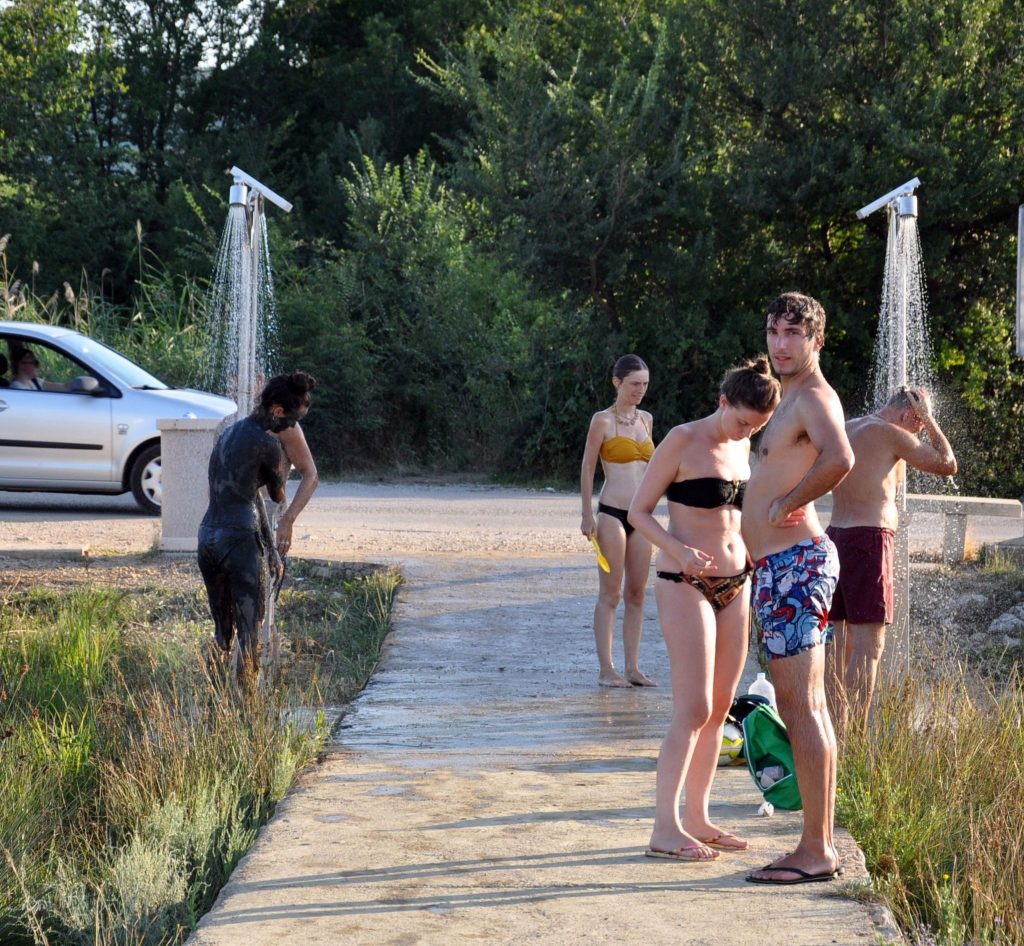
[720,354,780,413]
[290,370,317,395]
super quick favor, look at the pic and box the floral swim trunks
[752,535,839,661]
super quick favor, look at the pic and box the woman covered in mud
[198,371,316,677]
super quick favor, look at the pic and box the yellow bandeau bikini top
[600,414,654,464]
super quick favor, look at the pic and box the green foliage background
[1,0,1022,494]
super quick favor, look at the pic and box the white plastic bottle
[748,671,776,706]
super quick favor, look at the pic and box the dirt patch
[0,551,200,594]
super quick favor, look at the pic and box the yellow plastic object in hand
[590,535,611,573]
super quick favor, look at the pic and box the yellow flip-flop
[589,535,611,573]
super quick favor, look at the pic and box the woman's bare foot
[598,670,632,688]
[696,831,749,851]
[646,830,718,861]
[685,821,749,851]
[626,669,657,687]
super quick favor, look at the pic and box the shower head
[897,194,918,218]
[855,178,921,220]
[228,166,293,213]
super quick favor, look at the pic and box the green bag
[741,703,802,811]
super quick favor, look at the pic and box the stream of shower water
[198,203,279,418]
[869,208,935,409]
[862,202,968,677]
[196,198,285,679]
[864,205,935,675]
[866,207,955,495]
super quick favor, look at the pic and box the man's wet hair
[887,385,926,411]
[259,371,317,413]
[765,292,826,344]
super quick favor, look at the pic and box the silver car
[0,321,235,513]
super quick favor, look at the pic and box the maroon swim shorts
[825,525,895,624]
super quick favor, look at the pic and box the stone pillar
[157,418,223,552]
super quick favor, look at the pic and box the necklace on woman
[612,405,640,426]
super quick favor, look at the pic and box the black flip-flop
[745,863,838,885]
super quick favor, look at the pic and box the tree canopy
[1,0,1021,494]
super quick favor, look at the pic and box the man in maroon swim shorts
[826,387,956,736]
[827,526,895,625]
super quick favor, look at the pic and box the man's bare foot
[626,670,657,687]
[745,852,839,884]
[598,670,632,688]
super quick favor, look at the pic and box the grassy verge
[0,559,399,945]
[838,662,1024,944]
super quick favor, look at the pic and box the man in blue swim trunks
[742,292,854,886]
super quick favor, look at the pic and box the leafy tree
[0,0,95,181]
[0,0,120,282]
[277,150,546,471]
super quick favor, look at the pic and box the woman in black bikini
[629,355,780,860]
[580,354,656,688]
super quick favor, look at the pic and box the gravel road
[1,480,1021,560]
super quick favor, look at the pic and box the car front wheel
[130,444,162,515]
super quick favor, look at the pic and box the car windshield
[61,334,169,389]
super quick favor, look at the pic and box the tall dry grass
[2,232,208,389]
[0,563,399,945]
[838,666,1024,945]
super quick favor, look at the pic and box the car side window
[34,346,71,389]
[3,340,92,393]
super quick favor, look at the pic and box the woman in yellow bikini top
[580,354,656,689]
[600,418,655,464]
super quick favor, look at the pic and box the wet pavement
[186,553,894,946]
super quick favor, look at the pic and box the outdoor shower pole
[237,194,264,418]
[226,167,294,682]
[891,205,908,391]
[890,198,914,678]
[227,167,292,418]
[236,205,255,418]
[1017,204,1023,358]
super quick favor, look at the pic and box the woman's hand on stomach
[657,541,714,576]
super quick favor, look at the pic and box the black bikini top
[665,477,747,509]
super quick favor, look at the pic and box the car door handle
[0,400,7,412]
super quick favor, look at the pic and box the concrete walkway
[187,552,895,946]
[0,484,920,945]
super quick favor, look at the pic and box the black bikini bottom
[598,502,634,537]
[655,569,751,615]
